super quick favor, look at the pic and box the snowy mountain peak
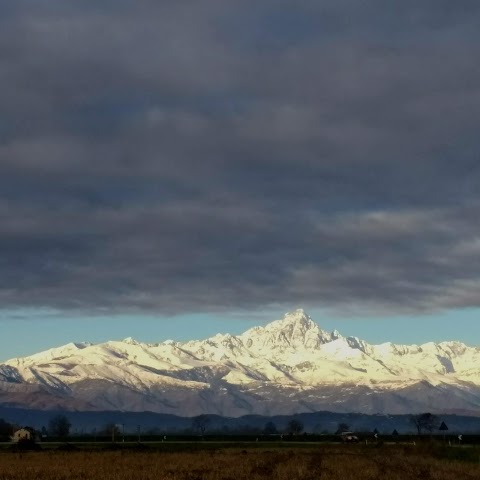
[276,310,318,334]
[266,309,314,329]
[122,337,140,345]
[240,309,334,350]
[283,308,309,320]
[275,309,317,331]
[331,329,342,340]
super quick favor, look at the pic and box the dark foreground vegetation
[0,443,480,480]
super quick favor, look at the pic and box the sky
[1,1,480,360]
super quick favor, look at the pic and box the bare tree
[287,419,304,435]
[48,414,71,440]
[335,423,350,434]
[411,413,439,435]
[103,423,121,441]
[263,421,278,434]
[0,418,13,441]
[192,414,210,435]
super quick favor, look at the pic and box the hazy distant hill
[1,406,480,435]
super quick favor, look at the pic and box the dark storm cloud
[1,1,480,315]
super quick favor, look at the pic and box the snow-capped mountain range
[1,309,480,416]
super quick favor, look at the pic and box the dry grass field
[0,444,479,480]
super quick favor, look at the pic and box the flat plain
[0,443,479,480]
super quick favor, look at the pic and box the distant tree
[287,419,304,435]
[0,418,13,440]
[0,418,11,434]
[192,415,210,435]
[411,413,439,435]
[234,424,261,435]
[102,423,121,441]
[312,424,323,434]
[48,414,71,439]
[221,425,230,434]
[335,423,350,434]
[263,421,278,434]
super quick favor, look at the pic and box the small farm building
[12,428,36,443]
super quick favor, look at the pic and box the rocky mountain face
[1,309,480,416]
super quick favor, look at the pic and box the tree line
[0,411,451,441]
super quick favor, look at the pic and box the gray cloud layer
[1,1,480,315]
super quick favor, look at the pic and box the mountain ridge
[1,309,480,417]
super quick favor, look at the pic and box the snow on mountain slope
[1,309,480,416]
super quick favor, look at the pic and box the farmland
[0,443,479,480]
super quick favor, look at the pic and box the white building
[11,428,35,443]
